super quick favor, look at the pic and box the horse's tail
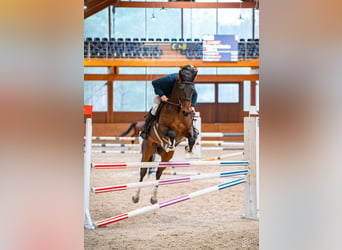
[120,122,138,137]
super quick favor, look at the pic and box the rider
[140,64,198,139]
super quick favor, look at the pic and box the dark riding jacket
[152,73,198,107]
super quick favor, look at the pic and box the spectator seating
[84,37,259,59]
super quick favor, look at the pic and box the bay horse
[119,121,145,144]
[132,67,197,204]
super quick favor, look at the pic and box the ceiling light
[160,6,166,12]
[151,13,157,21]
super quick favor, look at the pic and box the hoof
[150,197,158,204]
[132,196,139,203]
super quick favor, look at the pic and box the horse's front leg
[132,168,147,203]
[132,140,154,203]
[186,129,196,153]
[150,150,174,204]
[167,130,176,150]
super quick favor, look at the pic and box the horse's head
[176,65,198,115]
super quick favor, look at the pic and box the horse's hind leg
[150,150,174,204]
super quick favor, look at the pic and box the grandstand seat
[110,37,115,41]
[186,38,192,42]
[179,38,185,42]
[156,38,162,42]
[163,38,170,42]
[86,37,92,42]
[148,38,154,41]
[90,48,98,58]
[84,48,88,57]
[133,38,139,41]
[194,38,200,42]
[186,50,194,59]
[102,37,108,41]
[171,38,177,42]
[140,38,146,41]
[194,50,202,59]
[117,37,124,41]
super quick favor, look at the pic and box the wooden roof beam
[84,74,259,81]
[84,59,259,68]
[114,1,257,9]
[84,1,257,19]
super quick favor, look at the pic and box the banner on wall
[202,34,239,62]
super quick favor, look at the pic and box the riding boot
[140,112,156,139]
[193,127,199,140]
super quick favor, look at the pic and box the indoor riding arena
[84,0,259,249]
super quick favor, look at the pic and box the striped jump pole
[179,141,244,147]
[94,178,246,228]
[201,151,244,161]
[92,143,140,148]
[162,170,200,176]
[91,136,140,141]
[201,132,244,137]
[200,141,244,148]
[92,160,249,169]
[202,146,243,151]
[92,150,141,154]
[92,169,248,194]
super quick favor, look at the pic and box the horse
[119,121,145,144]
[132,68,197,204]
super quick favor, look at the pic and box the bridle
[165,80,194,116]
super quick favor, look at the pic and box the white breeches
[151,95,161,116]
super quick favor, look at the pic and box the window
[146,9,181,39]
[84,9,109,38]
[183,9,217,38]
[84,81,108,111]
[243,81,251,111]
[196,84,215,103]
[114,81,154,111]
[84,67,108,74]
[218,83,239,103]
[256,80,259,111]
[217,8,253,40]
[113,8,145,38]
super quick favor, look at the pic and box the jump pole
[94,178,246,228]
[92,169,249,194]
[92,150,141,154]
[243,116,259,220]
[92,143,140,148]
[201,151,244,161]
[90,136,140,141]
[84,117,95,229]
[201,132,244,137]
[92,160,249,169]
